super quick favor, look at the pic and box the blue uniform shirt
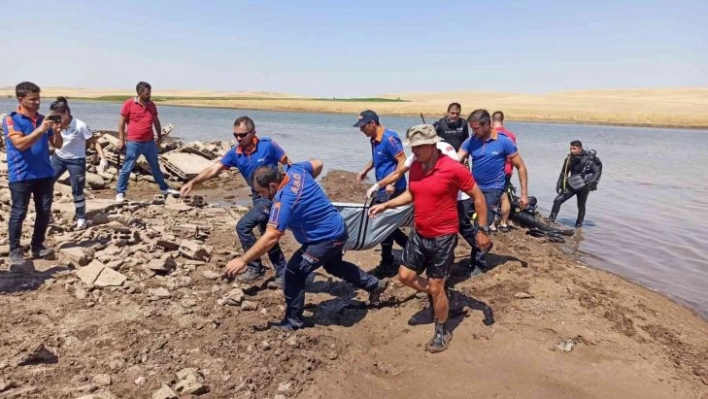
[461,129,518,191]
[371,127,406,193]
[3,110,54,183]
[220,137,286,191]
[267,161,346,244]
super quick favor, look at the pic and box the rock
[134,376,146,386]
[10,342,58,367]
[201,270,221,280]
[219,288,245,306]
[261,340,271,350]
[174,368,209,395]
[86,172,106,189]
[179,240,211,261]
[75,392,117,399]
[514,292,534,299]
[165,202,192,212]
[274,395,286,399]
[148,288,171,299]
[92,374,112,387]
[285,336,298,348]
[144,257,177,274]
[93,268,127,287]
[277,381,292,392]
[181,298,198,308]
[152,384,178,399]
[241,300,258,311]
[0,378,18,393]
[166,276,192,290]
[60,246,94,267]
[156,239,180,251]
[556,338,575,353]
[76,260,106,285]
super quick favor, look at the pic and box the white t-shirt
[403,141,471,201]
[55,117,93,160]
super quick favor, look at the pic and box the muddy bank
[0,161,706,398]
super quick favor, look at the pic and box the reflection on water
[1,98,706,318]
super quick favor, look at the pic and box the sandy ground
[0,170,707,399]
[2,87,706,128]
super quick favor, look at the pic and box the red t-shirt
[496,127,517,176]
[120,98,158,142]
[409,154,475,237]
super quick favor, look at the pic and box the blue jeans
[236,196,287,276]
[283,233,380,329]
[472,189,503,269]
[9,177,53,251]
[52,155,87,219]
[115,140,169,194]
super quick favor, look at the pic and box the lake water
[2,98,707,318]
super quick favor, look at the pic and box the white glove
[366,183,380,199]
[99,159,109,172]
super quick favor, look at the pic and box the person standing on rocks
[49,97,108,229]
[368,124,492,353]
[491,110,518,233]
[458,109,529,275]
[115,81,179,203]
[224,160,388,331]
[181,116,290,285]
[2,81,63,264]
[354,110,408,278]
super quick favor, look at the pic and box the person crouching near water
[368,124,492,353]
[549,140,602,228]
[49,97,108,229]
[223,160,388,332]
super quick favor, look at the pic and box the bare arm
[377,163,410,188]
[190,162,227,185]
[240,229,282,265]
[361,160,374,174]
[92,138,106,159]
[118,115,127,145]
[381,189,414,209]
[49,129,63,149]
[7,119,54,151]
[457,148,469,164]
[309,159,324,178]
[510,154,528,198]
[280,155,292,166]
[154,116,162,142]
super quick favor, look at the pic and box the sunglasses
[233,129,255,139]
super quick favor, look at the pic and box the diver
[549,140,602,228]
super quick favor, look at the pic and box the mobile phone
[47,115,61,123]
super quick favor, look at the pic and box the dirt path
[0,170,706,399]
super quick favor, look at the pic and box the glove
[366,183,380,199]
[99,159,109,172]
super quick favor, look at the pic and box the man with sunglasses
[457,109,529,275]
[354,110,409,278]
[180,116,291,285]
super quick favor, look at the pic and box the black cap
[353,110,379,127]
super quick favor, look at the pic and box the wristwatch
[479,225,491,235]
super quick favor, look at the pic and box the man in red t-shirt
[368,124,492,353]
[492,110,517,232]
[114,81,179,202]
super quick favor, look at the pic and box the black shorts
[503,174,512,192]
[401,230,457,279]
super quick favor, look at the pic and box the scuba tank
[582,149,602,191]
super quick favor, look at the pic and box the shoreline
[73,98,708,130]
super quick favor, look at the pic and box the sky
[1,0,706,97]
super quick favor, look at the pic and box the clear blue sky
[1,0,706,97]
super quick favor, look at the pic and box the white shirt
[403,141,471,201]
[55,117,93,160]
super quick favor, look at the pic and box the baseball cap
[353,110,379,127]
[404,124,441,147]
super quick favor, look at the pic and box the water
[2,98,707,317]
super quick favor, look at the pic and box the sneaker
[237,267,265,283]
[425,322,452,353]
[368,278,389,305]
[76,218,87,229]
[160,188,180,196]
[9,249,25,265]
[115,193,125,203]
[267,276,284,290]
[31,245,55,260]
[498,224,510,233]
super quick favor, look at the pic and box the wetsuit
[433,117,469,152]
[549,151,602,227]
